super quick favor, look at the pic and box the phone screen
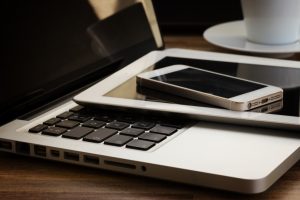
[151,68,266,98]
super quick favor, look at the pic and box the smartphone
[136,65,283,111]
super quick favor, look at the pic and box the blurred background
[152,0,243,34]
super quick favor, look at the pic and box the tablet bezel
[74,48,300,130]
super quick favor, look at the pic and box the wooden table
[1,35,299,200]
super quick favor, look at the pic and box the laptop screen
[0,1,158,125]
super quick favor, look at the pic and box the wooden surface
[1,35,300,200]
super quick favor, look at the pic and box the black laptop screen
[0,1,157,125]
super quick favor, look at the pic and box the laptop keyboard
[28,105,189,151]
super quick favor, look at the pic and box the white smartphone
[136,65,283,111]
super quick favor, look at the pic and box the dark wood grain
[0,35,299,200]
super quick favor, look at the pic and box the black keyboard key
[106,121,129,131]
[42,127,67,136]
[132,121,155,130]
[43,118,61,126]
[82,120,106,129]
[68,114,92,123]
[77,108,96,115]
[69,105,85,113]
[117,116,136,123]
[62,127,93,140]
[150,125,177,136]
[94,114,114,122]
[104,135,133,147]
[139,133,166,143]
[160,120,186,129]
[57,111,74,119]
[56,120,80,129]
[83,128,117,143]
[120,128,144,137]
[126,140,155,151]
[29,124,48,133]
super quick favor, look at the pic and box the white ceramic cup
[241,0,300,45]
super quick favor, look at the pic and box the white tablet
[74,48,300,130]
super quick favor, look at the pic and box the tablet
[74,48,300,130]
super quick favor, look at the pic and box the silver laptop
[1,1,300,194]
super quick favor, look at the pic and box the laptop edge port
[64,152,79,161]
[0,140,12,151]
[50,149,60,158]
[34,145,46,157]
[83,155,100,165]
[104,160,136,169]
[15,142,30,155]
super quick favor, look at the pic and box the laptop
[1,1,300,194]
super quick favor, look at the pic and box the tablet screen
[105,57,300,117]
